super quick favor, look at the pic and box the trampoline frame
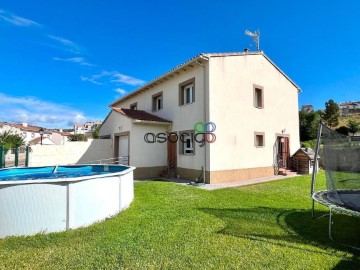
[311,121,360,249]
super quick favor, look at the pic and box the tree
[299,110,322,141]
[347,119,360,136]
[335,126,349,136]
[92,127,100,139]
[0,131,25,150]
[323,99,340,128]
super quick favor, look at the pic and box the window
[254,132,265,147]
[179,78,195,106]
[253,85,264,108]
[31,133,35,138]
[179,130,195,155]
[130,102,137,110]
[152,92,163,111]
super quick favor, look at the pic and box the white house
[100,51,300,183]
[0,122,69,145]
[74,121,102,135]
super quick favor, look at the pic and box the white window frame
[184,85,193,105]
[179,130,195,155]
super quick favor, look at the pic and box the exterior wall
[111,65,208,173]
[29,139,112,166]
[100,111,168,175]
[208,54,300,179]
[102,54,300,183]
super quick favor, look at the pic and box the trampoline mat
[320,190,360,212]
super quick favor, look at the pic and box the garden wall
[29,139,113,167]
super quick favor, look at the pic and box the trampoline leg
[311,199,315,219]
[329,208,333,241]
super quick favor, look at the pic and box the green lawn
[0,173,360,269]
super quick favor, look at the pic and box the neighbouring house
[339,101,360,116]
[74,121,102,135]
[28,136,55,145]
[292,148,319,174]
[100,51,301,183]
[301,105,314,113]
[0,122,69,145]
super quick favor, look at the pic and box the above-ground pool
[0,164,135,238]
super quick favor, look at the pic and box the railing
[0,146,29,168]
[76,156,129,166]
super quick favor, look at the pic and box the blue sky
[0,0,359,128]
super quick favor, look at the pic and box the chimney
[22,122,28,127]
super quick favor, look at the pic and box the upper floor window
[130,102,137,110]
[152,92,163,111]
[253,85,264,109]
[179,78,195,106]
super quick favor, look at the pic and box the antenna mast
[245,29,260,51]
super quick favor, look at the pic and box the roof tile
[112,108,172,123]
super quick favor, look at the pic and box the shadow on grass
[199,207,360,269]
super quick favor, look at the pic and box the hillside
[337,113,360,128]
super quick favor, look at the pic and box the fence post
[25,146,29,167]
[15,147,19,167]
[0,146,4,168]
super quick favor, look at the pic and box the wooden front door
[167,133,177,177]
[276,136,290,169]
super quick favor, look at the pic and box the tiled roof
[112,108,172,123]
[6,123,43,132]
[28,137,55,145]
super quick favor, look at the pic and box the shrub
[68,134,88,141]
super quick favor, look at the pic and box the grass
[0,173,360,269]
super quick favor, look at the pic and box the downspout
[196,57,208,184]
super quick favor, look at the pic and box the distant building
[301,105,314,113]
[339,101,360,116]
[73,121,102,135]
[0,122,69,145]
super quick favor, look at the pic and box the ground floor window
[179,130,195,155]
[254,132,265,147]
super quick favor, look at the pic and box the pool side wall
[0,168,134,238]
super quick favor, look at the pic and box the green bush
[67,134,88,141]
[300,139,317,149]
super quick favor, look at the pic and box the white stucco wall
[29,139,112,167]
[108,65,208,171]
[208,54,300,171]
[100,111,168,168]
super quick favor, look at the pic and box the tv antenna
[245,29,260,51]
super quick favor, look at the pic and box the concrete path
[151,173,301,190]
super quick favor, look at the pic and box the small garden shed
[292,148,319,174]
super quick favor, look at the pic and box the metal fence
[0,146,30,168]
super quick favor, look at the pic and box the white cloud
[0,92,96,128]
[110,73,146,86]
[0,9,40,27]
[81,71,145,86]
[114,88,127,95]
[53,57,94,66]
[48,35,81,54]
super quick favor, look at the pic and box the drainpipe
[196,57,208,183]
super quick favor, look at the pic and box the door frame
[114,131,130,165]
[274,133,290,169]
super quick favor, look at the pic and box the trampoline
[311,121,360,245]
